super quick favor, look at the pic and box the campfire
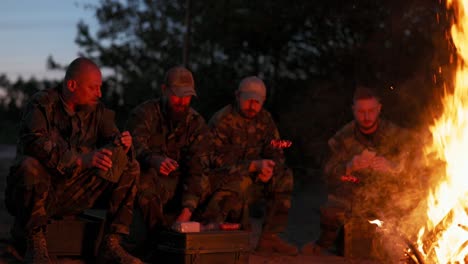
[414,0,468,262]
[360,1,468,263]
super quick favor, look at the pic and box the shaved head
[62,57,103,111]
[65,57,101,82]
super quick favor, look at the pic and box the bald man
[5,57,142,263]
[201,76,297,256]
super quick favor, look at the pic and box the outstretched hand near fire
[346,150,375,174]
[371,156,397,174]
[346,149,398,175]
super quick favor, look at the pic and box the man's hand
[346,154,372,174]
[176,207,192,222]
[79,148,113,171]
[371,156,396,174]
[151,155,179,176]
[118,131,132,153]
[250,159,275,183]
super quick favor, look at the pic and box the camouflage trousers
[201,167,294,234]
[315,195,349,250]
[136,168,184,231]
[5,154,139,236]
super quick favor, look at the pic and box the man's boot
[99,234,143,264]
[23,227,51,264]
[301,227,339,256]
[256,233,298,256]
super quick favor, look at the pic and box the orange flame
[417,0,468,262]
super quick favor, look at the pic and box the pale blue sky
[0,0,97,81]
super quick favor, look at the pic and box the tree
[72,0,448,175]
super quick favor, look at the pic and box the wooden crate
[344,217,378,260]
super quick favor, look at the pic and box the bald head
[62,57,103,111]
[65,57,101,82]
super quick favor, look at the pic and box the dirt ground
[0,144,375,263]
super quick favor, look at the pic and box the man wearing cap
[201,76,298,255]
[126,66,211,238]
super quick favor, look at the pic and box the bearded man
[126,66,211,240]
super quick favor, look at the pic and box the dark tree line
[2,0,452,175]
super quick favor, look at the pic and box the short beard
[169,105,189,121]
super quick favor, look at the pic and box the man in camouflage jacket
[4,58,142,263]
[126,66,211,237]
[302,86,415,256]
[202,76,298,256]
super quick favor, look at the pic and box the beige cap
[238,76,266,103]
[165,66,197,97]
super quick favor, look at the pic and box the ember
[270,139,292,149]
[340,175,360,183]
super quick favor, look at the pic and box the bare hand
[252,159,275,183]
[151,155,179,176]
[371,156,396,173]
[347,154,371,173]
[80,148,113,171]
[119,131,132,153]
[176,207,192,222]
[257,172,273,183]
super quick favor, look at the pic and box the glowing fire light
[369,219,384,228]
[417,0,468,262]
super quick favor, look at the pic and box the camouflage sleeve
[181,118,212,210]
[19,99,79,176]
[126,103,160,167]
[208,114,252,179]
[97,108,121,146]
[323,136,348,193]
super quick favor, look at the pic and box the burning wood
[367,219,426,264]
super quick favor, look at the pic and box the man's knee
[16,156,49,188]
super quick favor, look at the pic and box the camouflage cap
[238,76,266,103]
[165,66,197,97]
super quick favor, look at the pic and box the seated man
[302,86,415,256]
[201,76,298,256]
[4,57,142,263]
[126,66,211,237]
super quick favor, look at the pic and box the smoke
[338,124,445,262]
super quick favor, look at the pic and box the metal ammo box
[154,229,250,264]
[46,209,105,257]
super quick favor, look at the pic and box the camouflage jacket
[126,98,211,210]
[324,119,414,200]
[209,104,286,182]
[12,86,120,178]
